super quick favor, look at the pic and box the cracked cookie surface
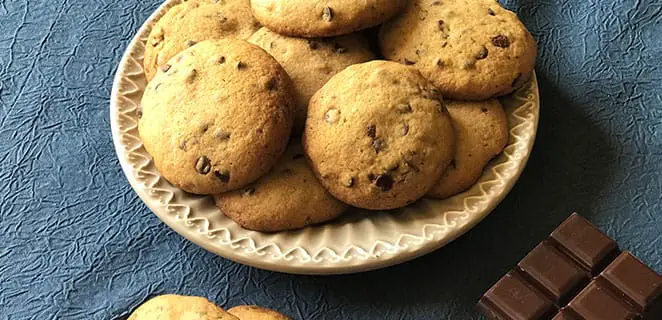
[140,39,295,195]
[380,0,537,100]
[303,60,455,210]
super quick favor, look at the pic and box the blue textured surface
[1,0,660,319]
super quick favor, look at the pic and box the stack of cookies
[139,0,537,232]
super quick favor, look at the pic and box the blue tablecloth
[1,0,660,319]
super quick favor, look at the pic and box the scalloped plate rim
[110,0,540,275]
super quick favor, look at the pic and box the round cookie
[144,0,260,81]
[303,60,456,210]
[427,99,509,199]
[228,305,290,320]
[379,0,537,100]
[214,142,348,232]
[250,0,407,38]
[248,27,375,133]
[128,295,238,320]
[139,39,295,195]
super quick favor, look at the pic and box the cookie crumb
[325,108,339,124]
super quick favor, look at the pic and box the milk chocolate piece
[477,271,555,320]
[549,213,620,274]
[479,213,662,320]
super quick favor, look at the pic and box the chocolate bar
[478,213,662,319]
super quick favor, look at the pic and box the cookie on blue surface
[139,39,295,195]
[303,60,456,210]
[213,142,348,232]
[228,305,291,320]
[144,0,260,81]
[379,0,537,100]
[427,99,509,199]
[250,0,407,37]
[128,294,238,320]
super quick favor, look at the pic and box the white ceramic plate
[110,0,540,275]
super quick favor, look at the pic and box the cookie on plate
[427,99,509,199]
[379,0,537,100]
[248,27,375,133]
[250,0,407,38]
[128,295,238,320]
[303,60,456,210]
[144,0,260,81]
[228,305,291,320]
[214,142,347,232]
[140,39,295,195]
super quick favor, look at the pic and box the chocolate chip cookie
[144,0,260,81]
[379,0,537,100]
[248,27,375,133]
[250,0,407,38]
[214,142,347,232]
[303,60,456,210]
[129,295,238,320]
[139,39,295,195]
[228,305,291,320]
[427,99,509,199]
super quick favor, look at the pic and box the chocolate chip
[308,40,319,50]
[431,1,442,5]
[242,188,255,197]
[292,154,305,160]
[403,58,416,65]
[265,78,277,90]
[372,138,386,153]
[366,125,377,139]
[160,64,171,73]
[404,159,420,172]
[441,40,448,48]
[185,40,197,47]
[423,87,442,100]
[236,61,247,70]
[334,43,347,53]
[344,176,355,188]
[215,130,231,140]
[488,8,495,16]
[374,174,394,192]
[325,108,339,124]
[437,20,445,31]
[481,107,488,113]
[195,156,211,174]
[435,58,444,67]
[396,103,412,113]
[185,69,197,83]
[322,7,334,22]
[213,170,230,183]
[492,35,510,48]
[367,173,377,182]
[476,46,488,59]
[402,123,409,136]
[218,56,226,64]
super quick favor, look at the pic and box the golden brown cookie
[250,0,407,38]
[228,305,290,320]
[379,0,537,100]
[139,39,295,195]
[427,99,509,199]
[248,27,375,133]
[303,60,456,210]
[144,0,260,81]
[128,295,238,320]
[214,142,347,232]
